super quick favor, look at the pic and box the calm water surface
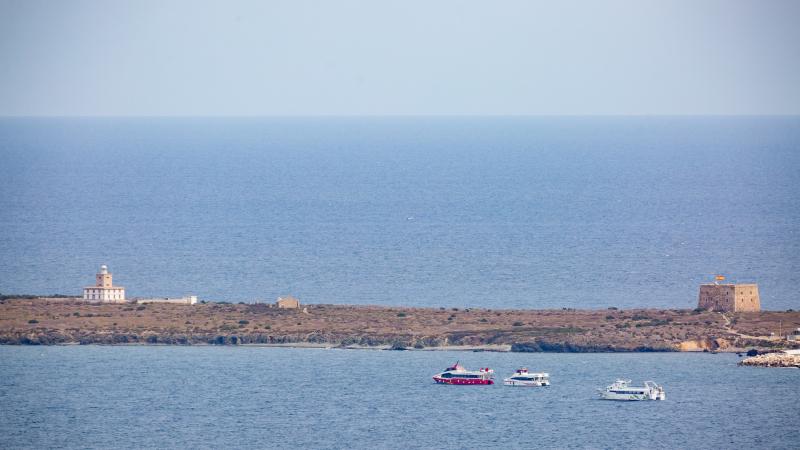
[0,347,798,449]
[0,117,798,310]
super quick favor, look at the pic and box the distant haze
[1,0,799,116]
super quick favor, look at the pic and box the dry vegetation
[1,297,798,351]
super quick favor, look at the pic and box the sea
[1,117,799,449]
[1,346,798,449]
[0,116,798,310]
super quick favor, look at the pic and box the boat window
[440,373,452,378]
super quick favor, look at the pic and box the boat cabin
[508,367,548,381]
[604,380,655,395]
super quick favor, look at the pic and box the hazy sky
[1,0,799,116]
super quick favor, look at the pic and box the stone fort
[276,297,300,308]
[698,283,760,312]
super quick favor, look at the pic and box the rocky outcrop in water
[738,352,800,368]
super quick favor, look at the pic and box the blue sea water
[0,117,798,310]
[0,347,798,449]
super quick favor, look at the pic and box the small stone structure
[276,297,300,308]
[83,265,126,302]
[698,283,760,312]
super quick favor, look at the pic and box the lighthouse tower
[83,265,126,302]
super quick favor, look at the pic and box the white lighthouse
[83,265,126,302]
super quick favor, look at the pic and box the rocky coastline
[1,298,798,353]
[738,351,800,368]
[0,326,790,354]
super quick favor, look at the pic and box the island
[1,296,798,352]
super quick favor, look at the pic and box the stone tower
[96,265,112,288]
[698,284,760,312]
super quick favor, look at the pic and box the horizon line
[1,114,799,118]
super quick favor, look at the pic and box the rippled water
[1,117,798,310]
[1,347,798,449]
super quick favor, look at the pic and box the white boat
[597,379,665,401]
[503,367,550,386]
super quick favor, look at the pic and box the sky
[0,0,799,116]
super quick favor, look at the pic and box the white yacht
[598,379,665,401]
[503,367,550,386]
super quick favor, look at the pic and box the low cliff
[2,299,798,352]
[0,329,442,348]
[2,328,781,353]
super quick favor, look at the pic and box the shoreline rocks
[738,352,800,368]
[0,329,775,353]
[3,300,798,353]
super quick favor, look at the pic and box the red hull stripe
[433,377,493,385]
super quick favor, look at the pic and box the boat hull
[504,380,550,386]
[598,379,665,401]
[598,391,665,401]
[433,377,494,385]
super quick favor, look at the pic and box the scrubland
[1,297,798,352]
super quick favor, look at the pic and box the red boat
[433,361,494,385]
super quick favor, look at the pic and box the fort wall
[698,284,759,312]
[276,297,300,308]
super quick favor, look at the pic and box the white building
[136,296,197,305]
[83,265,126,302]
[788,328,800,341]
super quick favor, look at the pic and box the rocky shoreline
[738,351,800,368]
[1,298,798,353]
[0,328,785,353]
